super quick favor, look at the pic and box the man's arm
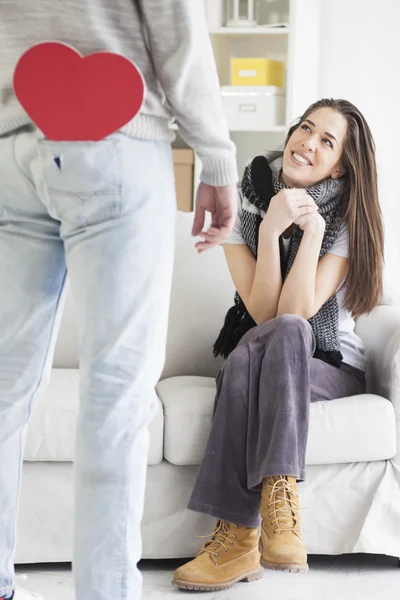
[139,1,238,187]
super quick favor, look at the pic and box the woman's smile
[290,151,313,167]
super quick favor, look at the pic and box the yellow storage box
[231,58,285,88]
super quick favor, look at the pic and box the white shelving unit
[206,0,290,180]
[210,26,289,36]
[173,0,321,207]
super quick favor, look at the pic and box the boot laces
[197,520,238,557]
[268,476,301,534]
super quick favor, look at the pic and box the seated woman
[172,98,384,592]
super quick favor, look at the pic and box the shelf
[230,126,286,133]
[210,26,289,37]
[171,123,286,134]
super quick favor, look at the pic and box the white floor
[15,554,400,600]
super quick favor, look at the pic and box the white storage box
[221,86,285,131]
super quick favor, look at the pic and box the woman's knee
[275,313,313,339]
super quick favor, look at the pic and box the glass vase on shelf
[225,0,258,28]
[256,0,289,28]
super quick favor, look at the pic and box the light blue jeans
[0,127,177,599]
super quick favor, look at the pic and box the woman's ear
[331,166,345,180]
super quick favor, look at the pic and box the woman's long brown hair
[285,98,384,317]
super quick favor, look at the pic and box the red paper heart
[14,42,145,141]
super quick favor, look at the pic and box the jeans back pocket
[37,139,122,227]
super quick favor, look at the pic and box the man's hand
[192,183,238,253]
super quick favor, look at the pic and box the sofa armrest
[356,305,400,463]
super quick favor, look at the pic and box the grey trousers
[188,314,366,528]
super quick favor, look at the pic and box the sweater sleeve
[139,0,238,187]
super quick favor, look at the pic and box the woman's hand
[294,210,326,235]
[260,188,318,237]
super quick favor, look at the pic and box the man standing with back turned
[0,1,238,599]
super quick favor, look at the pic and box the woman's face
[281,107,348,188]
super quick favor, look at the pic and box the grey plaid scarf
[213,152,346,367]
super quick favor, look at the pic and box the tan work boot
[259,476,308,573]
[172,520,264,591]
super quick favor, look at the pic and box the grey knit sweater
[0,0,237,185]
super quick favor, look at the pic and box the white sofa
[15,212,400,563]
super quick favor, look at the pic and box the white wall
[318,0,400,301]
[287,0,322,122]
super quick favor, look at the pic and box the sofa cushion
[157,376,397,466]
[24,369,164,465]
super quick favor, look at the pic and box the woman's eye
[323,138,333,148]
[301,124,311,132]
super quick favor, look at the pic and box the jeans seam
[12,129,36,189]
[118,435,133,600]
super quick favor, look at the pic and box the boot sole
[260,557,309,573]
[172,566,265,591]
